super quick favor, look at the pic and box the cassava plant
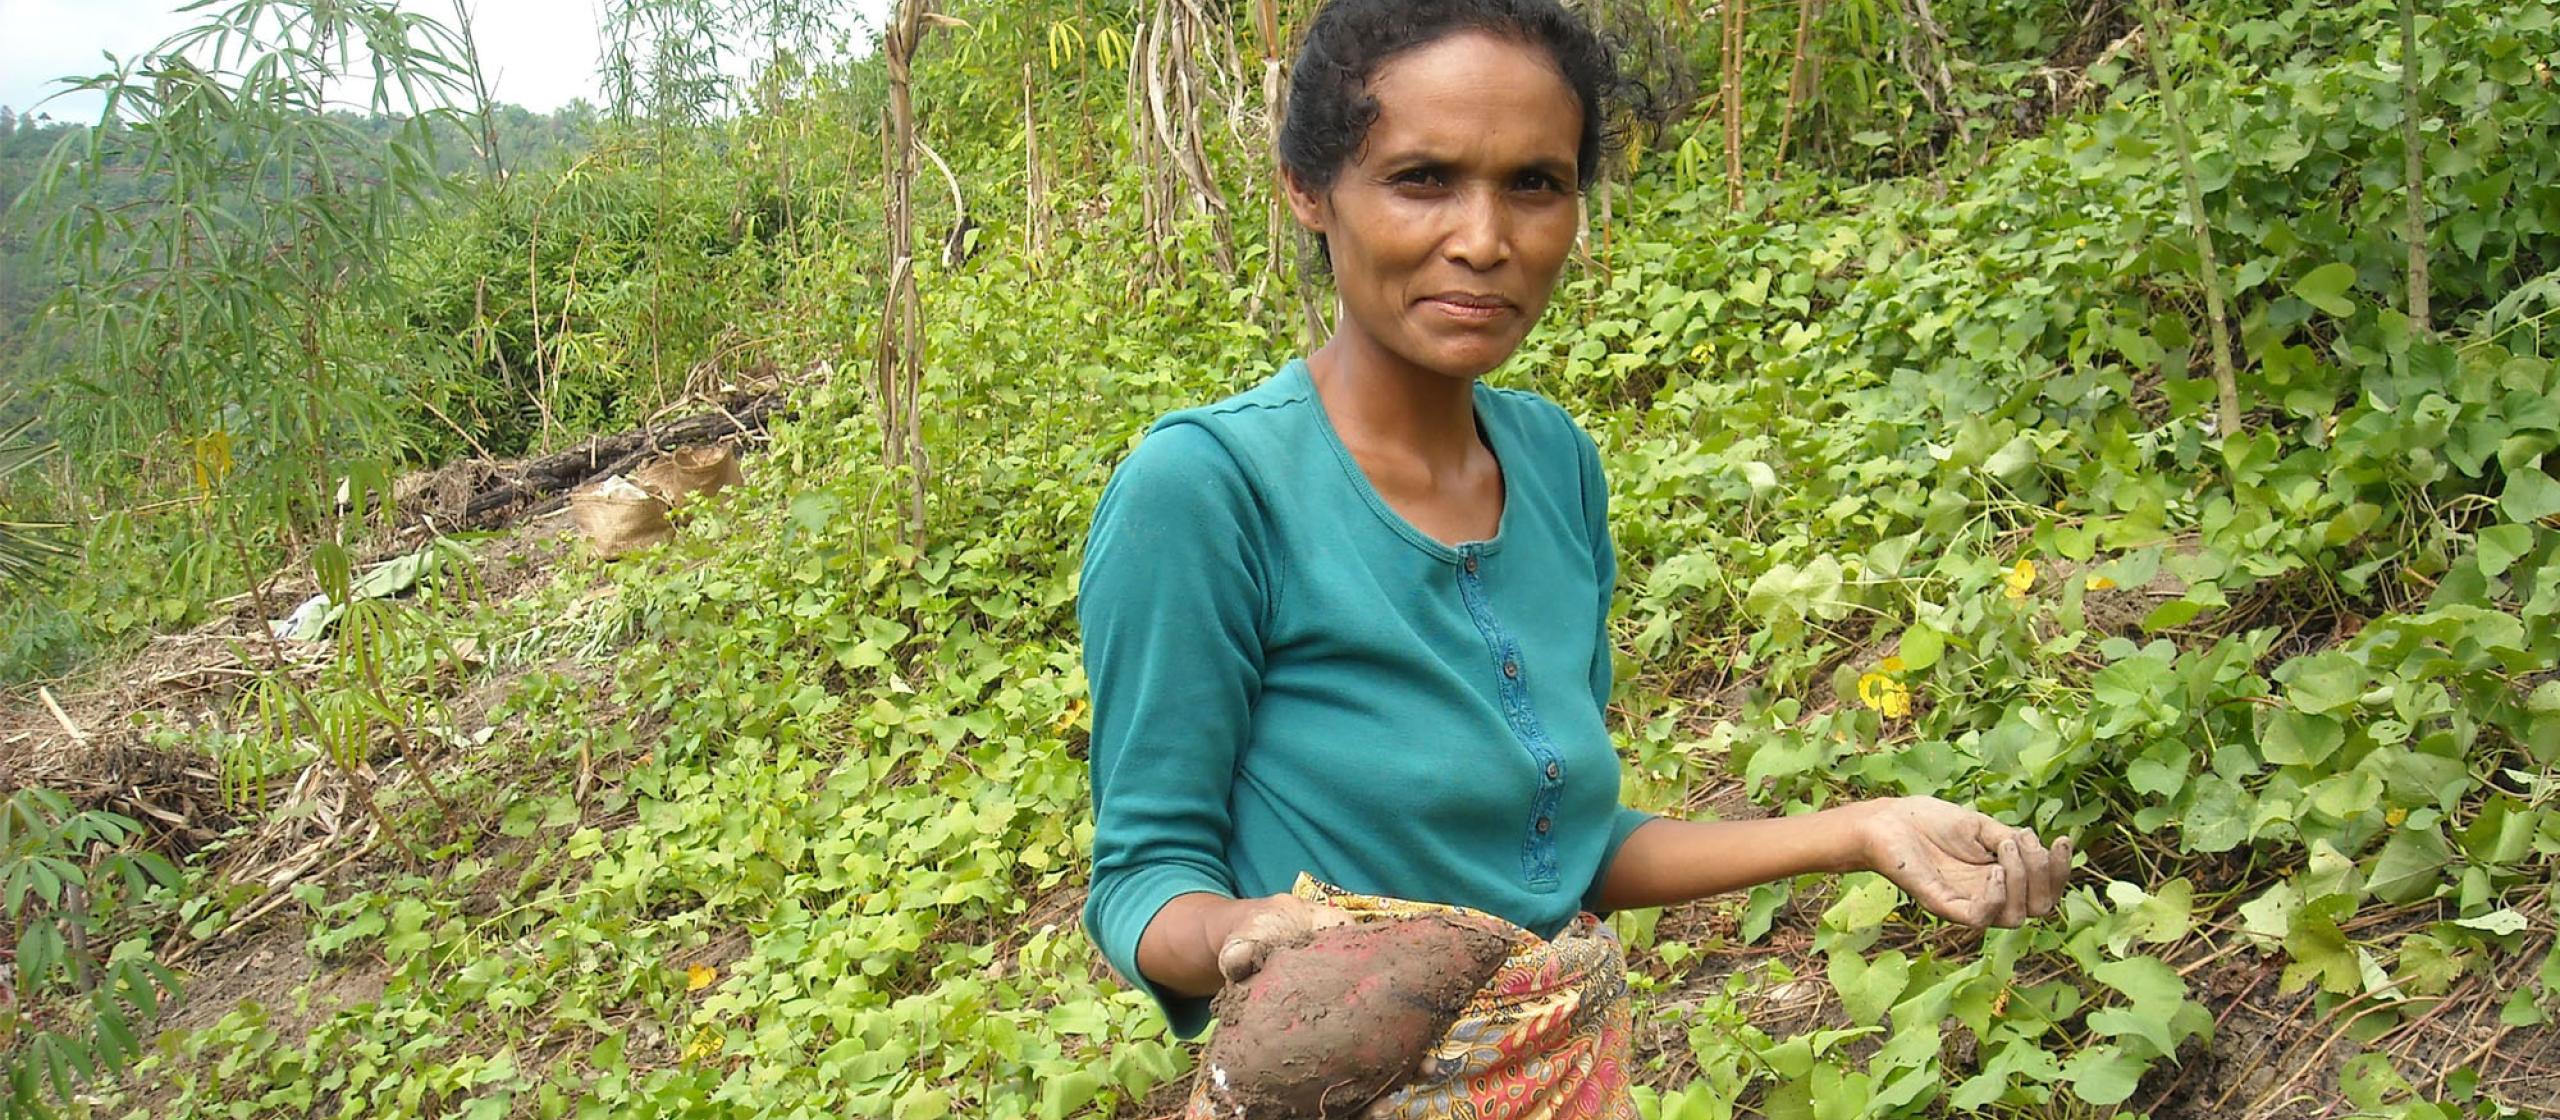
[24,0,481,654]
[0,788,183,1119]
[0,390,70,588]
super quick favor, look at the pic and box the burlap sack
[633,444,744,507]
[569,476,673,557]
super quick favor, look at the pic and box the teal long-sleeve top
[1077,358,1654,1038]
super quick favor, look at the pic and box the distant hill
[0,99,600,380]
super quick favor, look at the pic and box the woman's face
[1286,31,1583,382]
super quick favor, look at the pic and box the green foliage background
[3,0,2557,1116]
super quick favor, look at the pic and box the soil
[155,915,386,1041]
[1197,914,1513,1118]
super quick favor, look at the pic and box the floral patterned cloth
[1185,874,1637,1120]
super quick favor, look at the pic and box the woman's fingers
[1217,920,1280,982]
[1216,939,1265,982]
[1880,802,2080,927]
[1217,906,1294,981]
[1886,836,2002,928]
[1939,805,2003,863]
[2014,828,2056,918]
[2047,835,2076,907]
[1217,897,1352,983]
[1995,835,2031,927]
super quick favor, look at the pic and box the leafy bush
[1,789,183,1119]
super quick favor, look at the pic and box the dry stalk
[1776,0,1819,167]
[1722,0,1745,211]
[2399,0,2431,333]
[1130,0,1239,280]
[2137,1,2245,438]
[38,686,88,744]
[1023,61,1050,259]
[879,0,934,540]
[915,134,968,267]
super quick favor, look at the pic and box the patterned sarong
[1184,874,1637,1119]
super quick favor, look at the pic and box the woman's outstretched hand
[1857,796,2072,928]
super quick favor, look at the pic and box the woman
[1079,1,2072,1113]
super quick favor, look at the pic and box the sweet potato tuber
[1196,914,1512,1118]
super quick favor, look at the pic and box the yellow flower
[2004,559,2037,601]
[1880,656,1907,674]
[2384,807,2408,827]
[686,963,718,991]
[2086,574,2118,591]
[1856,672,1912,720]
[680,1027,722,1062]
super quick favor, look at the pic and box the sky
[1,0,890,123]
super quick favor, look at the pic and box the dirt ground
[154,914,387,1041]
[0,505,580,1043]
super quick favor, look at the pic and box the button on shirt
[1078,359,1653,1037]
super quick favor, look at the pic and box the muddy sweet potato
[1197,914,1513,1118]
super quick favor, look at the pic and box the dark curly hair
[1279,0,1629,197]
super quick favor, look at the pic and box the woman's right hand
[1138,891,1353,997]
[1215,893,1352,982]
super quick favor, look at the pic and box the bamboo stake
[879,109,905,472]
[2399,0,2431,333]
[1268,0,1325,344]
[2139,0,2244,438]
[526,188,556,443]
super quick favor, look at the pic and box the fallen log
[462,392,782,526]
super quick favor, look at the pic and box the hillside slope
[6,0,2556,1117]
